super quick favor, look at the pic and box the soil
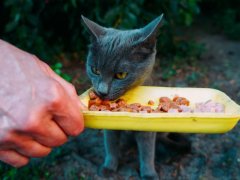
[48,32,240,180]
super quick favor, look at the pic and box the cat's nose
[97,91,108,97]
[97,82,109,97]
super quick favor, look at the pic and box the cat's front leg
[99,130,121,177]
[135,131,159,180]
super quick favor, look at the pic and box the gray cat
[81,15,189,179]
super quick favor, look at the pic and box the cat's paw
[141,173,159,180]
[98,165,116,178]
[140,168,159,180]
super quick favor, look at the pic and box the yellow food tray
[79,86,240,133]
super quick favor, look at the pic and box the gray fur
[82,15,163,100]
[82,15,163,179]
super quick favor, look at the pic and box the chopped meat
[89,90,98,100]
[159,97,171,103]
[195,100,225,113]
[179,105,193,112]
[148,100,155,105]
[140,106,152,113]
[173,96,190,106]
[116,99,127,107]
[87,90,224,113]
[168,108,179,113]
[160,102,171,112]
[89,104,100,111]
[109,102,118,110]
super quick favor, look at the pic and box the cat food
[87,90,225,113]
[148,100,155,106]
[173,96,190,106]
[195,100,225,113]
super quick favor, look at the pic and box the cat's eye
[91,66,100,75]
[115,72,128,79]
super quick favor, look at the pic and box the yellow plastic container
[79,86,240,133]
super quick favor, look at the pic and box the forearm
[0,39,9,50]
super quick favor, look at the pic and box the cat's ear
[81,15,106,40]
[140,14,164,43]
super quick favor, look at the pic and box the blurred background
[0,0,240,179]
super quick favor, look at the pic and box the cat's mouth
[96,93,110,100]
[94,90,110,100]
[95,93,117,101]
[94,89,124,101]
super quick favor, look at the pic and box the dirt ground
[44,32,240,180]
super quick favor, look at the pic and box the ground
[1,32,240,179]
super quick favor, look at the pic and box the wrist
[0,39,9,49]
[0,39,5,44]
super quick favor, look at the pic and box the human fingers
[0,150,29,168]
[15,140,52,158]
[51,72,87,110]
[46,79,85,136]
[51,88,85,136]
[51,67,86,109]
[20,109,68,147]
[33,58,85,136]
[0,132,52,158]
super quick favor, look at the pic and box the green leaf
[71,0,77,8]
[14,13,20,23]
[184,12,193,26]
[129,3,141,15]
[54,69,62,74]
[62,74,72,82]
[5,21,18,32]
[54,62,63,69]
[103,6,121,26]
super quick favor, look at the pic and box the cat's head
[82,15,163,100]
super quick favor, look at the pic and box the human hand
[0,40,85,167]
